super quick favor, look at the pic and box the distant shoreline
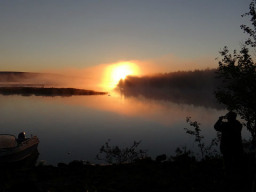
[0,87,107,97]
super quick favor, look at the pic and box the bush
[96,140,147,164]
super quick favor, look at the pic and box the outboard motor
[18,132,26,142]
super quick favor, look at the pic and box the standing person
[214,111,243,174]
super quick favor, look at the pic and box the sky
[0,0,252,78]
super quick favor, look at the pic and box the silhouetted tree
[215,1,256,143]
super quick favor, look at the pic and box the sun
[112,64,133,82]
[103,61,140,89]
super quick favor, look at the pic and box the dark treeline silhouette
[117,69,223,109]
[0,87,107,97]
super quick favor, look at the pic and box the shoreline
[0,87,107,97]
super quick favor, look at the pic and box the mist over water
[0,71,101,90]
[117,69,223,109]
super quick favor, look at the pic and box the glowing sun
[112,64,133,82]
[104,61,140,89]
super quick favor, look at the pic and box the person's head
[18,132,26,140]
[226,111,237,121]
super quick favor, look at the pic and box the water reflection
[59,93,224,128]
[0,94,243,165]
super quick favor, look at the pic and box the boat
[0,132,39,163]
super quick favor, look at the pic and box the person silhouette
[214,111,243,174]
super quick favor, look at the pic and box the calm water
[0,93,248,165]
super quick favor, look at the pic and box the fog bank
[117,69,223,109]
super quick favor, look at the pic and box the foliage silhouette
[170,146,195,163]
[155,154,167,162]
[215,1,256,143]
[96,139,147,164]
[241,0,256,47]
[185,117,220,160]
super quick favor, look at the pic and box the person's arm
[214,116,224,132]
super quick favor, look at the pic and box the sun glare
[112,64,132,82]
[103,62,140,90]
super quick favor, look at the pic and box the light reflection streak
[41,93,225,129]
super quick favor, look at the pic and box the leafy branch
[96,139,147,164]
[185,117,220,160]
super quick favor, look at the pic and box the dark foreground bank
[0,154,254,192]
[0,87,107,97]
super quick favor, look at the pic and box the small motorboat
[0,132,39,163]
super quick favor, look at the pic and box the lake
[0,93,248,165]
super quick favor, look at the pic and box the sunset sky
[0,0,252,86]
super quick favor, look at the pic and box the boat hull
[0,136,39,163]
